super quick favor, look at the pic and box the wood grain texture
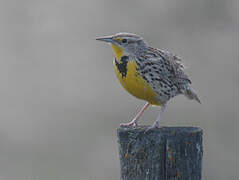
[117,126,203,180]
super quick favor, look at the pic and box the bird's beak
[95,35,114,43]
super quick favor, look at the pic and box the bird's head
[96,32,147,60]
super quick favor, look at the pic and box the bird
[96,32,200,129]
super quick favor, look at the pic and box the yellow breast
[113,59,161,106]
[111,44,161,105]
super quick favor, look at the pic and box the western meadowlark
[96,32,200,128]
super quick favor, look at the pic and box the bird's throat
[111,44,124,61]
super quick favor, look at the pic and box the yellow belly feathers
[112,44,161,106]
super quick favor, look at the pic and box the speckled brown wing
[156,48,192,89]
[135,47,192,104]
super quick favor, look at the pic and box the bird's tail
[184,87,201,104]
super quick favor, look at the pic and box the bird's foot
[145,121,162,132]
[120,119,138,127]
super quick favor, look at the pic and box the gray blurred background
[0,0,238,179]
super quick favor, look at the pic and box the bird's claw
[120,121,138,127]
[145,122,162,132]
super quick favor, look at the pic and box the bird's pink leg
[120,102,150,127]
[146,103,166,131]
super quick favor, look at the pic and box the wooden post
[117,126,203,180]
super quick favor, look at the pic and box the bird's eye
[122,39,127,43]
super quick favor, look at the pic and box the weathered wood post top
[117,126,203,180]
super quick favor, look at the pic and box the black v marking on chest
[114,56,129,78]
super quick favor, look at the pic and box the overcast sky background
[0,0,239,179]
